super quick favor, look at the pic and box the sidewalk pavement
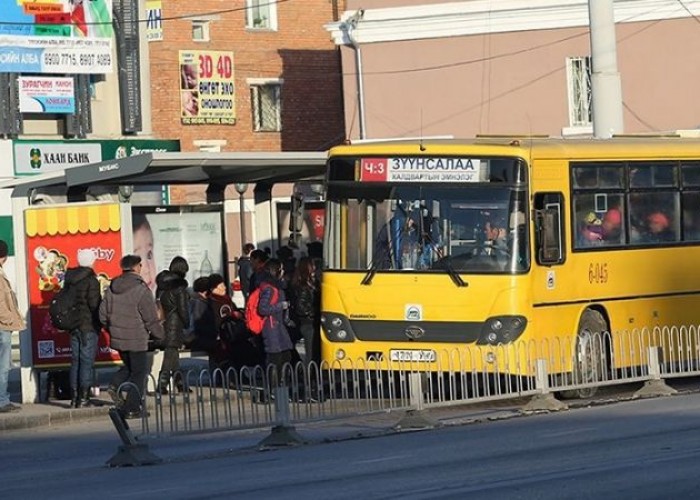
[0,393,114,432]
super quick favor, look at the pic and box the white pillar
[588,0,624,139]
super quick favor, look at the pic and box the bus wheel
[559,309,607,400]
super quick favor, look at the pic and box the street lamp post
[234,183,248,249]
[340,10,366,139]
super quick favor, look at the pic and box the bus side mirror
[535,206,564,265]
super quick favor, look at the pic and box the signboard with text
[0,0,114,74]
[18,76,75,113]
[13,139,180,175]
[179,50,236,125]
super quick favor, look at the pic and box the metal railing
[113,325,700,441]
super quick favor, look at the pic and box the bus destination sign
[359,157,485,183]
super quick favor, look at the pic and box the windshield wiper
[437,254,468,287]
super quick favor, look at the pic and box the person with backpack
[62,249,102,408]
[154,256,190,395]
[256,258,295,388]
[100,255,164,419]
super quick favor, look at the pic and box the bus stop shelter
[0,151,327,403]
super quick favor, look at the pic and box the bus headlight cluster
[477,315,527,345]
[320,312,356,343]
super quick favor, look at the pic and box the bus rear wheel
[559,309,608,399]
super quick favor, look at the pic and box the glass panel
[572,163,624,189]
[325,184,529,274]
[629,192,680,244]
[682,192,700,241]
[573,193,625,248]
[681,162,700,188]
[629,162,678,189]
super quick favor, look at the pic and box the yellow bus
[319,136,700,394]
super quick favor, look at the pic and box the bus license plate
[390,349,436,362]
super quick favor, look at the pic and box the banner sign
[0,0,114,74]
[13,139,180,175]
[25,204,123,368]
[18,76,75,113]
[179,50,236,125]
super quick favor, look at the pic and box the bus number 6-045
[588,262,608,284]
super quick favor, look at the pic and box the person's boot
[78,388,92,407]
[157,378,169,395]
[69,389,80,409]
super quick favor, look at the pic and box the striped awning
[25,204,121,237]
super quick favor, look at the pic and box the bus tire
[559,309,608,400]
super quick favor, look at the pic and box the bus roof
[328,135,700,161]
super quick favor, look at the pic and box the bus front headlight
[320,312,356,342]
[477,315,527,345]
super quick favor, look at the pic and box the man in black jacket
[154,256,190,394]
[65,249,101,408]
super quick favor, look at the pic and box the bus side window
[534,192,565,265]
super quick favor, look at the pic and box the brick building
[149,0,346,153]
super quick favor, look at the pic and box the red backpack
[245,283,278,335]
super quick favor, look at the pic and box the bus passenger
[601,208,622,244]
[578,212,604,246]
[644,212,675,242]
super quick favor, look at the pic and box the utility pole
[588,0,624,138]
[340,10,367,139]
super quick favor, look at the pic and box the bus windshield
[326,184,529,274]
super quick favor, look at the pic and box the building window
[246,0,277,30]
[250,81,282,132]
[566,56,592,128]
[192,20,210,41]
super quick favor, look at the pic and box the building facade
[328,0,700,140]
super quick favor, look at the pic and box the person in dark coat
[257,258,294,387]
[237,243,255,302]
[247,249,269,295]
[288,256,320,365]
[64,249,102,408]
[154,256,190,394]
[187,276,215,351]
[100,255,164,419]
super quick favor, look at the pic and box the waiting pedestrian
[0,240,25,413]
[100,255,164,419]
[288,256,320,365]
[237,243,255,302]
[247,249,269,295]
[64,249,101,408]
[257,258,295,388]
[155,256,190,394]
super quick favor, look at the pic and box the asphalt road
[3,389,700,499]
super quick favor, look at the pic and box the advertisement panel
[179,50,236,125]
[18,76,75,113]
[0,0,114,74]
[132,206,225,294]
[13,139,180,175]
[24,203,123,368]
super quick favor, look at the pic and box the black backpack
[48,285,81,332]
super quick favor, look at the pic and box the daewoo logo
[404,325,425,340]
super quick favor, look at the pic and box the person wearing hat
[63,248,102,408]
[0,240,25,413]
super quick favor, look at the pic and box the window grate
[251,84,281,132]
[566,56,592,128]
